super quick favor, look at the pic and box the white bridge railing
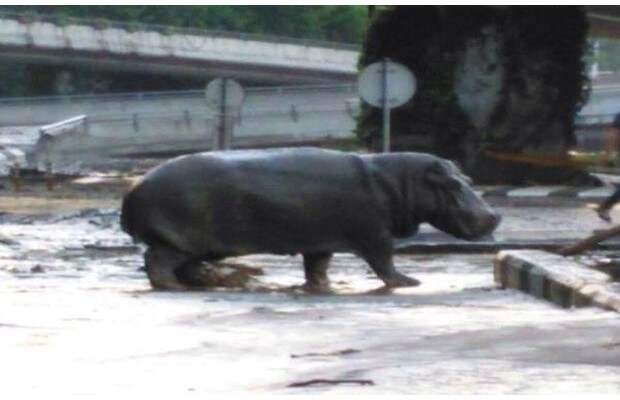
[0,11,360,50]
[0,12,359,82]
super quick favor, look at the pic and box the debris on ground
[0,232,18,246]
[30,264,46,273]
[183,261,265,289]
[290,348,361,358]
[558,224,620,256]
[287,379,375,388]
[574,250,620,280]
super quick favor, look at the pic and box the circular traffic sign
[205,78,245,109]
[358,60,416,109]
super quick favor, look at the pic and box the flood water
[1,209,620,395]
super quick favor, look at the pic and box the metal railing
[0,83,358,106]
[76,100,359,136]
[0,10,361,51]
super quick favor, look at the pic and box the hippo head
[416,159,501,240]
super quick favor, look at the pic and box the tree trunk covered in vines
[358,6,595,185]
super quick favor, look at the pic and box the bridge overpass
[1,7,620,87]
[1,8,619,87]
[0,12,358,85]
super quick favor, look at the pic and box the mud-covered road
[1,176,620,395]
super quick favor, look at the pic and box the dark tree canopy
[358,6,592,184]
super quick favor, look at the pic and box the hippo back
[121,148,392,255]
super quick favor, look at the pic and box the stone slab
[578,187,615,199]
[395,240,620,254]
[508,186,567,197]
[494,250,619,311]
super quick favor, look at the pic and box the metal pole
[218,78,228,150]
[382,58,390,153]
[225,111,234,150]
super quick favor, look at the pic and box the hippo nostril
[476,213,501,236]
[491,214,502,229]
[482,214,501,235]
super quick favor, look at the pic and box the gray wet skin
[121,148,500,291]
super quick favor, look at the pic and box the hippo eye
[435,175,461,191]
[447,177,462,190]
[440,160,472,186]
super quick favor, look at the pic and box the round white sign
[358,60,416,109]
[205,78,245,109]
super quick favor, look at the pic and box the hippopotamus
[121,148,500,291]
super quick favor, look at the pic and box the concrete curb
[395,240,620,254]
[494,250,620,312]
[477,186,616,200]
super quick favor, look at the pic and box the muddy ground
[1,172,620,395]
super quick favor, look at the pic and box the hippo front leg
[358,237,420,288]
[302,252,332,293]
[144,245,192,290]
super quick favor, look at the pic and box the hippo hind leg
[175,253,224,288]
[144,244,194,290]
[303,252,332,293]
[359,238,420,288]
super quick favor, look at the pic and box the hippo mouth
[452,211,501,241]
[428,194,501,241]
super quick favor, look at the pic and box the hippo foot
[291,282,333,294]
[147,266,190,291]
[305,285,333,294]
[148,278,188,291]
[382,272,420,288]
[364,286,394,295]
[145,245,193,291]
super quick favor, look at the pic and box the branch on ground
[287,379,375,388]
[557,224,620,256]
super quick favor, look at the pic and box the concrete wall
[0,85,360,167]
[0,84,359,128]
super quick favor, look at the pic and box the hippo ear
[442,160,473,185]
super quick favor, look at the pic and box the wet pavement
[1,205,620,395]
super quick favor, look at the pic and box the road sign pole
[382,58,390,153]
[207,78,243,151]
[358,59,416,154]
[218,78,228,150]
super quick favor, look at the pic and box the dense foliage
[358,6,592,184]
[0,5,367,96]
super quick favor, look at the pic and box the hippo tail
[120,190,137,239]
[120,185,167,247]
